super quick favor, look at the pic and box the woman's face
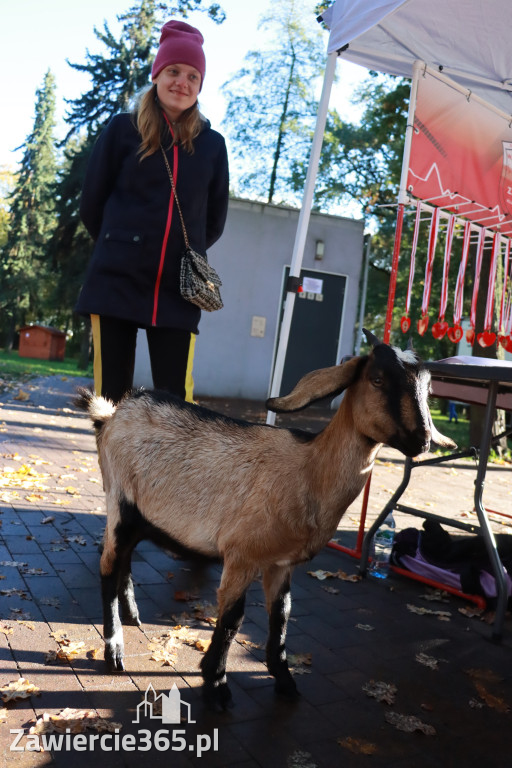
[154,63,201,121]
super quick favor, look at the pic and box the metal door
[278,267,347,397]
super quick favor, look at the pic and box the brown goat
[76,332,454,711]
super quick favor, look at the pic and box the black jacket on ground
[76,112,229,332]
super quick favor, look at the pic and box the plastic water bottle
[369,512,396,579]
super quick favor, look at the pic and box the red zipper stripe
[152,138,178,326]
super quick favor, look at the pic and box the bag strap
[160,143,190,250]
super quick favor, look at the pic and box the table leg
[473,380,509,642]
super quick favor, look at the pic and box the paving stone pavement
[0,375,511,767]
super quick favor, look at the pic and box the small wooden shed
[18,325,66,361]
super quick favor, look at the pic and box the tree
[0,70,58,349]
[52,0,226,364]
[222,0,326,205]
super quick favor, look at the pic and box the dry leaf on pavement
[338,736,377,755]
[384,711,436,736]
[29,708,121,735]
[362,680,397,705]
[1,678,40,703]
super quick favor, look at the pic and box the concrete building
[134,197,365,400]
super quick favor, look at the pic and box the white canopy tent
[267,0,512,423]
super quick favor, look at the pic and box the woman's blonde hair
[134,84,203,159]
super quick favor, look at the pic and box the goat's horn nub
[362,328,382,347]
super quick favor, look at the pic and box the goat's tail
[74,386,116,432]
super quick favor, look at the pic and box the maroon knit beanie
[151,21,206,89]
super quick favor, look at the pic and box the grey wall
[134,197,364,400]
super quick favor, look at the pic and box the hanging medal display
[417,207,440,336]
[502,277,512,353]
[466,227,486,346]
[401,200,421,334]
[448,220,471,344]
[498,238,512,351]
[477,232,500,347]
[432,214,455,339]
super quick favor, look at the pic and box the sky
[1,0,368,171]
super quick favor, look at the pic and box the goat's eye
[372,377,383,388]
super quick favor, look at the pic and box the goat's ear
[266,357,361,413]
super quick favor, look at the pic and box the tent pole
[383,59,423,343]
[266,51,338,425]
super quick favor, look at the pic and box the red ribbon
[421,207,440,317]
[452,220,471,327]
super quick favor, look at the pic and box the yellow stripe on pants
[90,314,102,396]
[185,333,196,403]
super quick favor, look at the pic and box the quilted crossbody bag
[160,145,223,312]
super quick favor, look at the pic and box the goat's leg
[263,565,298,698]
[118,554,141,627]
[200,564,255,711]
[100,533,125,672]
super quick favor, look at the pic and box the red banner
[408,70,512,237]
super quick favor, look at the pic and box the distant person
[448,401,458,423]
[76,20,229,403]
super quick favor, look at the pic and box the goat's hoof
[274,674,300,699]
[104,643,125,672]
[202,682,234,712]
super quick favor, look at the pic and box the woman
[76,20,229,403]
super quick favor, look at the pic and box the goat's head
[266,329,455,458]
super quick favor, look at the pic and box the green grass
[431,406,512,464]
[0,349,93,382]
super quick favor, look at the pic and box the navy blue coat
[76,113,229,332]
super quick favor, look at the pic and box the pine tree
[0,70,58,349]
[222,0,326,205]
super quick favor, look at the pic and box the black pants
[91,314,196,404]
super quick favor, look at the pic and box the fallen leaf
[40,596,60,608]
[362,680,397,705]
[148,635,179,666]
[465,668,503,684]
[46,639,86,664]
[240,639,264,649]
[22,568,48,576]
[17,620,36,631]
[338,737,377,755]
[288,652,312,666]
[407,603,451,620]
[307,569,332,580]
[415,652,440,670]
[335,569,361,582]
[474,682,510,713]
[41,516,55,525]
[0,560,28,568]
[29,708,121,735]
[322,585,340,594]
[0,678,40,703]
[286,749,317,768]
[385,711,436,735]
[355,623,375,631]
[0,707,8,721]
[0,625,13,636]
[14,390,30,401]
[0,587,31,600]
